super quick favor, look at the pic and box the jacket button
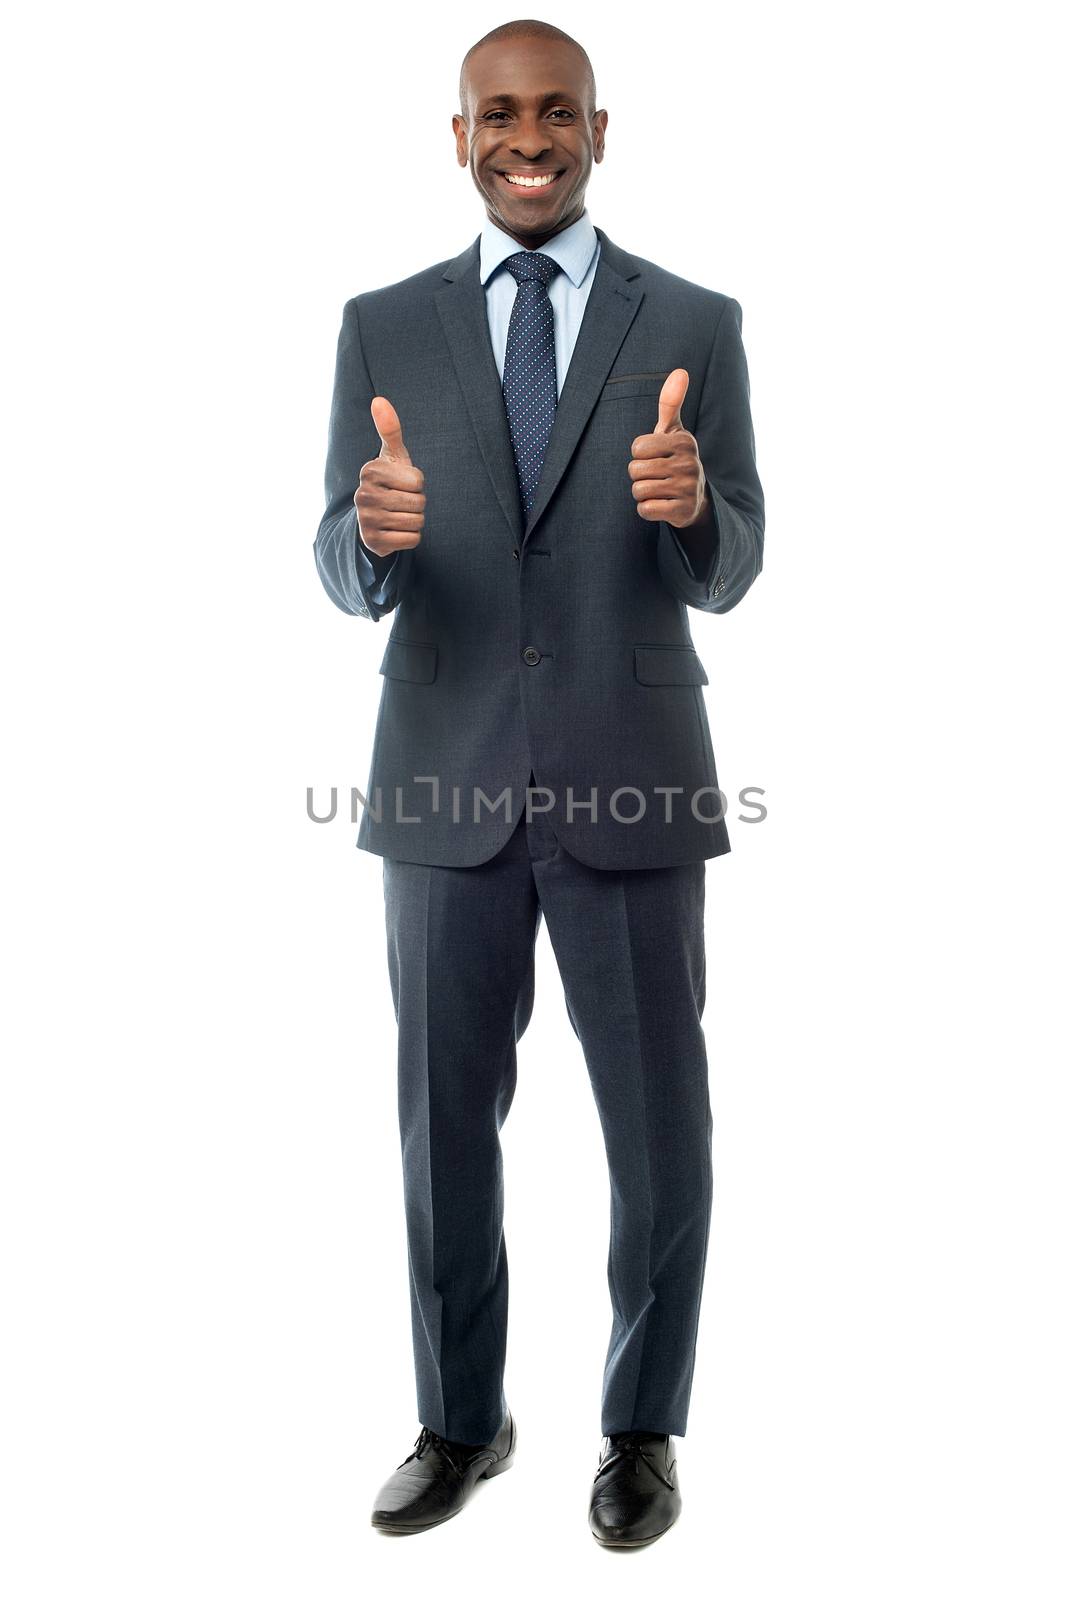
[522,646,541,666]
[512,547,520,559]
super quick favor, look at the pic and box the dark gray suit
[314,222,764,1445]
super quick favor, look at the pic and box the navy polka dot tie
[501,251,564,526]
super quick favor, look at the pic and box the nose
[508,115,553,160]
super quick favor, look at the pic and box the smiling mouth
[498,170,563,191]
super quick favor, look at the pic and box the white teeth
[504,172,559,188]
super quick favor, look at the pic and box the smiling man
[314,18,765,1548]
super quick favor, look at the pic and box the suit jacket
[314,224,765,870]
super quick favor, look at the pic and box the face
[453,38,607,248]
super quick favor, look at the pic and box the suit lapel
[522,228,644,546]
[433,225,645,553]
[433,238,524,547]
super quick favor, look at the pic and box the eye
[481,107,576,123]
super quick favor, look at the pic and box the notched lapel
[523,232,644,545]
[433,242,524,549]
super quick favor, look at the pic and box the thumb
[654,368,689,434]
[371,395,411,463]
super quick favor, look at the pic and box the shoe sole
[591,1526,671,1549]
[591,1507,680,1550]
[371,1446,516,1534]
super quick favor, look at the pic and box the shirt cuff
[355,533,399,608]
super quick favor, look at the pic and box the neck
[492,204,585,252]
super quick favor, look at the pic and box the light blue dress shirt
[354,210,699,604]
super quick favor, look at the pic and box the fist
[354,397,425,557]
[628,368,709,529]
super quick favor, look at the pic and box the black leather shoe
[588,1430,681,1547]
[370,1411,516,1533]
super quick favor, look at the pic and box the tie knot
[503,250,563,287]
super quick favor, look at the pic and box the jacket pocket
[633,644,708,686]
[599,373,670,401]
[379,636,438,684]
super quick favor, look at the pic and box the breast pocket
[599,372,670,402]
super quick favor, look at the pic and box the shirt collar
[479,209,598,289]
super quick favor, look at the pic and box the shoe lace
[594,1431,675,1489]
[400,1424,466,1478]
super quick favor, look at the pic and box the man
[314,19,764,1547]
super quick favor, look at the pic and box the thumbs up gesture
[353,396,426,557]
[627,368,710,530]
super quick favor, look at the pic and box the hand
[628,368,710,530]
[354,397,426,557]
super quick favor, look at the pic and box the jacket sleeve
[313,295,409,621]
[656,296,765,614]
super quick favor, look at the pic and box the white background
[2,1,1062,1593]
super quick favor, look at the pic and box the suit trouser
[381,787,713,1446]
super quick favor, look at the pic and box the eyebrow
[477,91,577,109]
